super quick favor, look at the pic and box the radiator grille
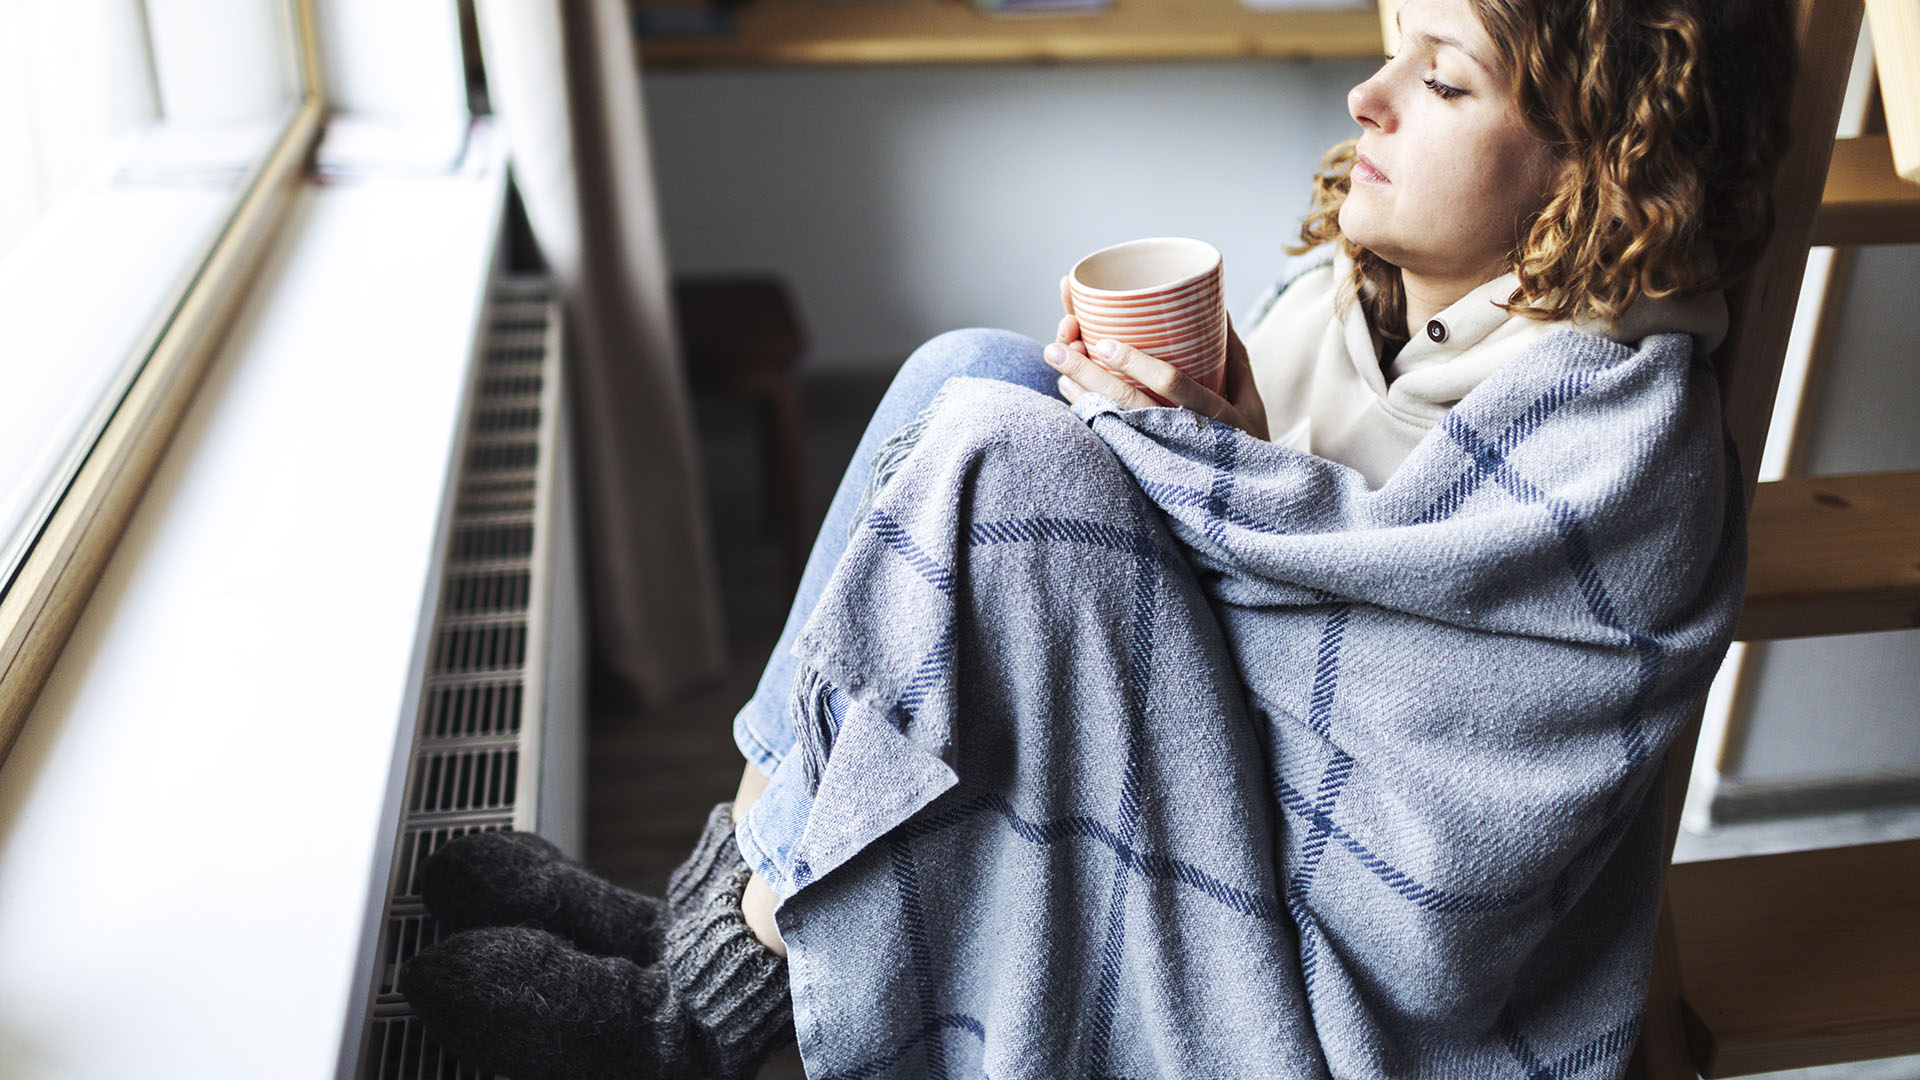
[356,277,562,1080]
[479,372,541,397]
[466,440,538,473]
[474,406,539,434]
[393,823,509,904]
[408,747,520,815]
[431,619,528,674]
[457,476,535,517]
[421,679,523,739]
[442,570,531,618]
[451,521,534,561]
[486,344,543,365]
[366,1014,492,1080]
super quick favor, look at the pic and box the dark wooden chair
[674,274,810,592]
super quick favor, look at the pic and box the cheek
[1491,129,1562,218]
[1453,134,1556,234]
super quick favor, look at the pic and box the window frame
[0,0,327,767]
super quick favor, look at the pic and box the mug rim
[1070,237,1222,298]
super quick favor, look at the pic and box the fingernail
[1043,343,1065,366]
[1095,340,1119,359]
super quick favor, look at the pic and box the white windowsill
[0,129,507,1080]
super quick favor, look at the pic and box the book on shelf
[971,0,1114,15]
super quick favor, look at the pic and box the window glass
[0,0,303,591]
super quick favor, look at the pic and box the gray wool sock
[664,803,796,1080]
[400,924,696,1080]
[401,806,794,1080]
[421,829,669,965]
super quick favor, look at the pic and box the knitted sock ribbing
[664,803,796,1080]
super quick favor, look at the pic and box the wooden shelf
[1810,135,1920,247]
[1734,470,1920,641]
[634,0,1384,68]
[1669,839,1920,1077]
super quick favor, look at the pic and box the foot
[405,808,793,1080]
[400,925,694,1080]
[421,830,669,964]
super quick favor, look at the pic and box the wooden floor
[584,369,889,1078]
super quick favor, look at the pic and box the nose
[1348,67,1393,133]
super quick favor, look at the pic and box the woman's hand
[1045,276,1270,440]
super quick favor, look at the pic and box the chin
[1336,205,1370,248]
[1337,202,1388,256]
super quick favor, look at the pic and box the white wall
[641,59,1375,371]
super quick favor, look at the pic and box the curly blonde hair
[1292,0,1795,341]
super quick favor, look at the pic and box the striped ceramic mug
[1068,237,1226,395]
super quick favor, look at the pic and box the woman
[401,0,1794,1076]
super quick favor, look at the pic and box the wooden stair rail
[1812,134,1920,245]
[1736,471,1920,641]
[1667,839,1920,1076]
[1608,0,1878,1074]
[1865,0,1920,180]
[1714,0,1864,500]
[1637,0,1920,1076]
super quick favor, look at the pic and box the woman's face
[1338,0,1561,291]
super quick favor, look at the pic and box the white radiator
[348,275,586,1080]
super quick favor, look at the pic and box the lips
[1353,151,1390,184]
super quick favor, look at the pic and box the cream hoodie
[1244,249,1728,487]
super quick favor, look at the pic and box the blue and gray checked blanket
[772,328,1745,1078]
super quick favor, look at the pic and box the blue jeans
[732,328,1058,897]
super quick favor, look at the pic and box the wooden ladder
[1627,0,1920,1074]
[1376,0,1920,1074]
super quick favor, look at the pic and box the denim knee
[730,326,1055,784]
[898,328,1056,397]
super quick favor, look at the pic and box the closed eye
[1423,75,1466,100]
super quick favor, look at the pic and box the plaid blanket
[773,328,1744,1078]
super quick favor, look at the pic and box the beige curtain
[473,0,726,703]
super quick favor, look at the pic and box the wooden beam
[1865,0,1920,181]
[1735,470,1920,640]
[634,0,1383,67]
[1714,0,1864,498]
[1670,839,1920,1077]
[1811,134,1920,245]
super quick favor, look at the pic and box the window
[0,0,324,760]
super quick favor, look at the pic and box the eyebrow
[1397,16,1499,80]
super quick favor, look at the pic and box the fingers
[1085,339,1193,409]
[1055,311,1084,350]
[1043,340,1157,409]
[1052,334,1269,440]
[1058,275,1075,317]
[1215,319,1271,440]
[1218,320,1251,394]
[1041,304,1271,441]
[1056,372,1087,407]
